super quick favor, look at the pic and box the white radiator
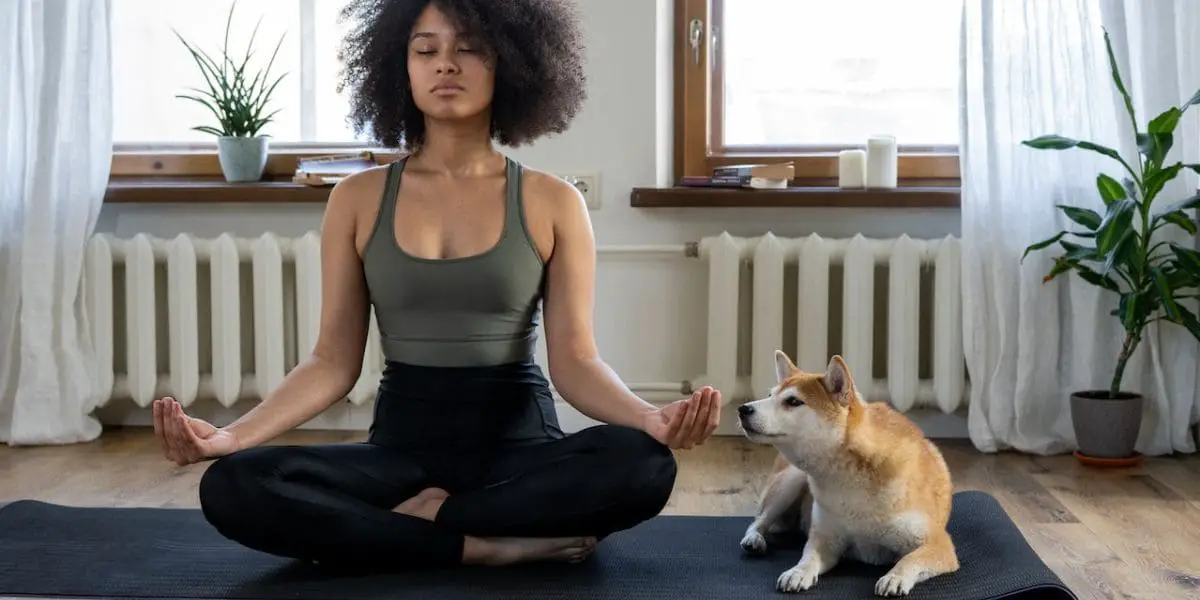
[690,232,967,413]
[81,231,967,428]
[82,231,391,409]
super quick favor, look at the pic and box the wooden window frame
[670,0,960,189]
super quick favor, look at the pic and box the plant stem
[1110,329,1140,397]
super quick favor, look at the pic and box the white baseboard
[95,396,968,439]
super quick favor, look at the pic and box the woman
[151,0,722,571]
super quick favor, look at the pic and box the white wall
[96,0,964,436]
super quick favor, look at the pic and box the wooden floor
[3,427,1200,600]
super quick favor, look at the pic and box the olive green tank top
[361,156,547,367]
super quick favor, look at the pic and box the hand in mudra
[643,386,722,449]
[152,397,238,466]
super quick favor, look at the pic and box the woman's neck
[410,116,500,176]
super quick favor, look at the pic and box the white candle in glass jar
[838,149,867,188]
[866,135,898,189]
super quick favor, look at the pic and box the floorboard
[3,427,1199,600]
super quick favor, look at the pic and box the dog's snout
[737,404,754,417]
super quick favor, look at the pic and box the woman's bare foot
[393,487,449,521]
[462,536,598,566]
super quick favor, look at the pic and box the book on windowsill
[711,161,795,181]
[292,152,378,186]
[679,175,790,189]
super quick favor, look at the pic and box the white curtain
[960,0,1200,455]
[0,0,113,445]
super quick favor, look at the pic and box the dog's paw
[776,561,820,593]
[874,569,918,597]
[740,530,768,555]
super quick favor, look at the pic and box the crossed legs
[197,424,676,570]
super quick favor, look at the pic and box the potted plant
[174,2,286,182]
[1022,28,1200,464]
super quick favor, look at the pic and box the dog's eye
[783,395,804,407]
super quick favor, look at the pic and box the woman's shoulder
[518,165,588,221]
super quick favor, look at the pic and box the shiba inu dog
[736,350,959,597]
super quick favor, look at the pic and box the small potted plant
[174,2,286,182]
[1022,28,1200,464]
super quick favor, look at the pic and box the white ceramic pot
[217,136,270,182]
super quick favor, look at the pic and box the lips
[432,84,464,94]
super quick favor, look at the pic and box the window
[111,0,371,176]
[675,0,963,184]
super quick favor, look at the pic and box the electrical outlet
[559,173,600,209]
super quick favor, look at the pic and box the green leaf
[1137,132,1174,167]
[1185,86,1200,109]
[1022,230,1068,263]
[1103,28,1139,133]
[1042,258,1076,283]
[1022,135,1080,150]
[1160,211,1199,235]
[1058,205,1103,230]
[1060,240,1102,262]
[1118,292,1143,332]
[1101,229,1136,279]
[1021,135,1123,162]
[1163,264,1197,288]
[1144,161,1184,201]
[1169,243,1200,280]
[1095,198,1137,253]
[1158,192,1200,215]
[1097,173,1127,206]
[1149,107,1182,133]
[1173,303,1200,343]
[1152,267,1183,323]
[1075,264,1121,292]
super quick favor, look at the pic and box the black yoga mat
[0,491,1074,600]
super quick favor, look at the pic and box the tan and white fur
[736,350,959,596]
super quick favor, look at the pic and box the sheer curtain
[0,0,113,445]
[960,0,1200,455]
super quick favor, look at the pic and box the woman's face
[407,4,495,124]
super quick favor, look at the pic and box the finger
[167,402,190,465]
[662,400,686,446]
[703,389,722,440]
[162,401,183,463]
[152,399,168,456]
[174,402,200,464]
[671,397,698,448]
[691,388,716,445]
[687,388,714,444]
[179,410,209,457]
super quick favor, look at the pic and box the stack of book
[292,152,379,186]
[679,162,793,189]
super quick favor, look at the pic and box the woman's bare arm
[219,173,376,450]
[538,175,720,447]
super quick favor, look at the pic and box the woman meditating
[150,0,722,571]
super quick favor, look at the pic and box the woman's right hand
[152,397,239,466]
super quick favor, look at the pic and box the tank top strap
[503,156,524,233]
[374,157,406,239]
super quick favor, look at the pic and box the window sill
[104,176,333,204]
[630,186,961,208]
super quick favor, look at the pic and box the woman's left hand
[642,386,722,449]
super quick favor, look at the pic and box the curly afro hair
[337,0,588,150]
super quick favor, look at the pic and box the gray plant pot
[1070,390,1143,458]
[217,136,269,182]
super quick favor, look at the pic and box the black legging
[196,360,678,569]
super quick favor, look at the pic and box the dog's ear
[774,349,797,383]
[823,355,853,401]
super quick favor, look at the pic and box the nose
[737,404,754,417]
